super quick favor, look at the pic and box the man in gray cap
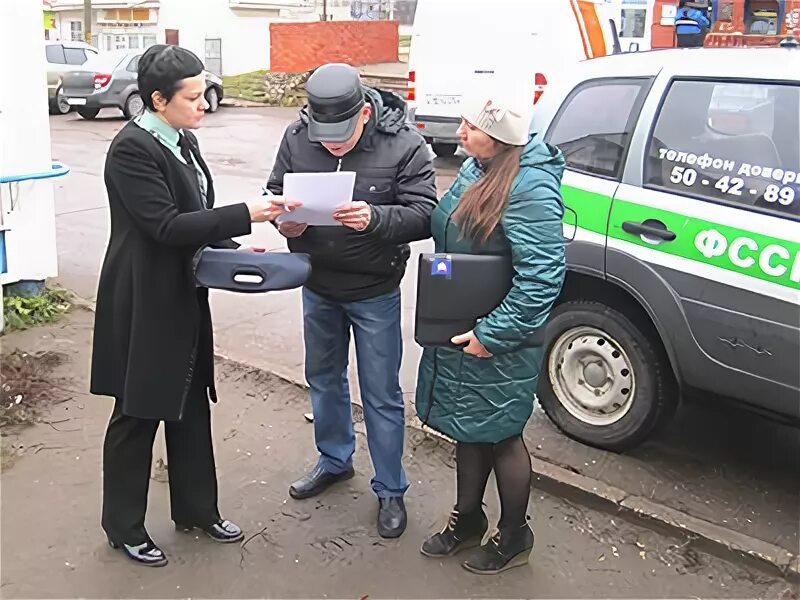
[265,63,436,538]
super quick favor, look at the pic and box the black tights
[455,435,532,529]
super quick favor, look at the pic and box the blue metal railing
[0,161,70,278]
[0,162,70,184]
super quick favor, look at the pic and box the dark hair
[453,143,523,243]
[138,45,204,111]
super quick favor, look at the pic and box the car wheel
[431,142,457,158]
[205,87,220,113]
[537,300,677,452]
[77,108,100,120]
[124,93,144,119]
[49,87,71,115]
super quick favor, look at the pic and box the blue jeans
[302,287,408,498]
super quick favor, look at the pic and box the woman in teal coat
[416,96,566,574]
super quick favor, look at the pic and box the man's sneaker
[289,464,355,499]
[377,497,407,538]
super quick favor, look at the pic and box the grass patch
[223,69,269,103]
[3,287,71,332]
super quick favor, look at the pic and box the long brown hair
[452,144,523,243]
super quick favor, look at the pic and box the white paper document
[277,171,357,227]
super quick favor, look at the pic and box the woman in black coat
[90,45,292,567]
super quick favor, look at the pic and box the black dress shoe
[377,497,407,539]
[176,519,244,543]
[289,464,355,500]
[462,524,534,575]
[421,507,488,558]
[107,537,168,567]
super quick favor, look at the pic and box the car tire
[123,93,144,120]
[77,108,100,120]
[431,143,457,158]
[49,87,71,115]
[205,86,220,113]
[537,300,677,452]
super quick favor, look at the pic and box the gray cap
[306,63,366,143]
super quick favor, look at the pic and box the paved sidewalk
[0,310,789,599]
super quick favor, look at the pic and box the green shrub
[3,287,71,332]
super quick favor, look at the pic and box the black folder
[414,253,513,348]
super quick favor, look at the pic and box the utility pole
[84,0,92,44]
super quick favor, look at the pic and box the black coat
[266,87,437,302]
[90,122,252,421]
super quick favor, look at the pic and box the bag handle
[232,266,265,286]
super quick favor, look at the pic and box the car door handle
[621,220,677,241]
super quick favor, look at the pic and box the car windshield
[83,51,129,72]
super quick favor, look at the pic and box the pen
[262,185,292,212]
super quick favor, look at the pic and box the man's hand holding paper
[333,201,372,231]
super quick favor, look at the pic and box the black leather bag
[414,253,513,347]
[194,248,311,293]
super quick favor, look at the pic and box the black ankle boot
[420,507,488,558]
[462,524,534,574]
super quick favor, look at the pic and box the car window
[83,51,128,72]
[64,48,87,65]
[546,78,650,179]
[127,55,141,73]
[645,79,800,219]
[45,45,66,64]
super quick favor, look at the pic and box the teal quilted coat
[415,134,566,443]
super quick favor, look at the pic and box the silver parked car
[61,50,224,120]
[45,40,99,115]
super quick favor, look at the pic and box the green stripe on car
[561,186,800,291]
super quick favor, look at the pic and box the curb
[528,451,798,580]
[219,98,269,108]
[60,288,799,581]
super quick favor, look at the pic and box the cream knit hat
[461,96,531,146]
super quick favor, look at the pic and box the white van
[407,0,651,157]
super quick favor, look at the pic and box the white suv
[531,47,800,451]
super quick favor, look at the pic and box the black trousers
[101,371,220,545]
[676,32,705,47]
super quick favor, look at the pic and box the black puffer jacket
[266,87,437,302]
